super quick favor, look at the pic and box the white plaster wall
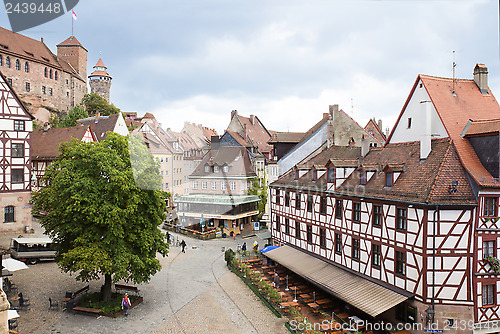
[390,79,448,143]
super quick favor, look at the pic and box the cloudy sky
[2,0,499,134]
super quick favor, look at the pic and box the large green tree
[32,133,168,300]
[59,105,89,127]
[82,93,121,116]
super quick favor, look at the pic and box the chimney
[41,37,44,43]
[420,100,432,160]
[377,119,383,132]
[361,135,370,157]
[243,124,247,139]
[323,113,329,119]
[249,114,255,125]
[474,64,488,94]
[211,135,220,151]
[327,105,338,148]
[329,104,339,118]
[231,110,238,119]
[94,112,100,123]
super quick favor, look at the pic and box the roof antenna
[452,50,456,96]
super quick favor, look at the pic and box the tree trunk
[102,273,112,301]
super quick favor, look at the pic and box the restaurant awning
[264,245,411,317]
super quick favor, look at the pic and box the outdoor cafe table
[307,302,320,310]
[280,301,300,309]
[316,298,333,306]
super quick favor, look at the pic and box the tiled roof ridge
[419,74,473,82]
[383,137,449,149]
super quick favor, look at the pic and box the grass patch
[79,292,140,315]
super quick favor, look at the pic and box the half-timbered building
[0,72,34,233]
[269,64,500,333]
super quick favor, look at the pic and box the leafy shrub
[224,248,235,266]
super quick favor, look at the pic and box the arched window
[44,67,47,77]
[49,69,52,79]
[6,57,10,68]
[54,71,57,80]
[4,205,14,222]
[24,62,29,73]
[15,59,20,70]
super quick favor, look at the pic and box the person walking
[122,293,131,316]
[166,231,171,244]
[242,242,247,256]
[273,272,280,289]
[253,240,258,253]
[180,239,186,253]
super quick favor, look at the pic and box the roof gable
[0,71,34,120]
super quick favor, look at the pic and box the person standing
[180,239,186,253]
[242,242,247,256]
[166,231,171,244]
[273,272,280,289]
[122,293,131,316]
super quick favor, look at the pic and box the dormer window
[214,165,219,173]
[385,172,393,187]
[295,169,299,180]
[204,165,210,173]
[327,167,335,183]
[312,169,317,181]
[223,165,229,173]
[359,171,366,185]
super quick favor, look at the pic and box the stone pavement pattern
[2,228,288,334]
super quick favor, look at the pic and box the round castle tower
[88,58,112,102]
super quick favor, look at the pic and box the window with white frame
[214,165,219,173]
[193,181,198,190]
[211,181,216,190]
[230,181,236,191]
[202,181,207,190]
[221,181,226,190]
[205,165,210,173]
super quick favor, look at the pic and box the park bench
[115,283,140,295]
[70,285,89,299]
[72,306,101,316]
[62,285,89,311]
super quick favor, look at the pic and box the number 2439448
[5,2,62,14]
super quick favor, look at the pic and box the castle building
[0,27,87,122]
[88,58,112,102]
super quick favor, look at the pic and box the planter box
[101,297,144,318]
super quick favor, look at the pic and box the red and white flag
[72,10,77,21]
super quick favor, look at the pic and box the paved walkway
[3,228,287,334]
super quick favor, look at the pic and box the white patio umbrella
[2,258,29,272]
[8,309,19,320]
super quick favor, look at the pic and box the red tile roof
[364,119,386,144]
[233,114,273,153]
[56,36,87,51]
[94,58,106,68]
[421,75,500,187]
[0,28,84,81]
[31,126,93,160]
[385,73,500,188]
[191,146,256,177]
